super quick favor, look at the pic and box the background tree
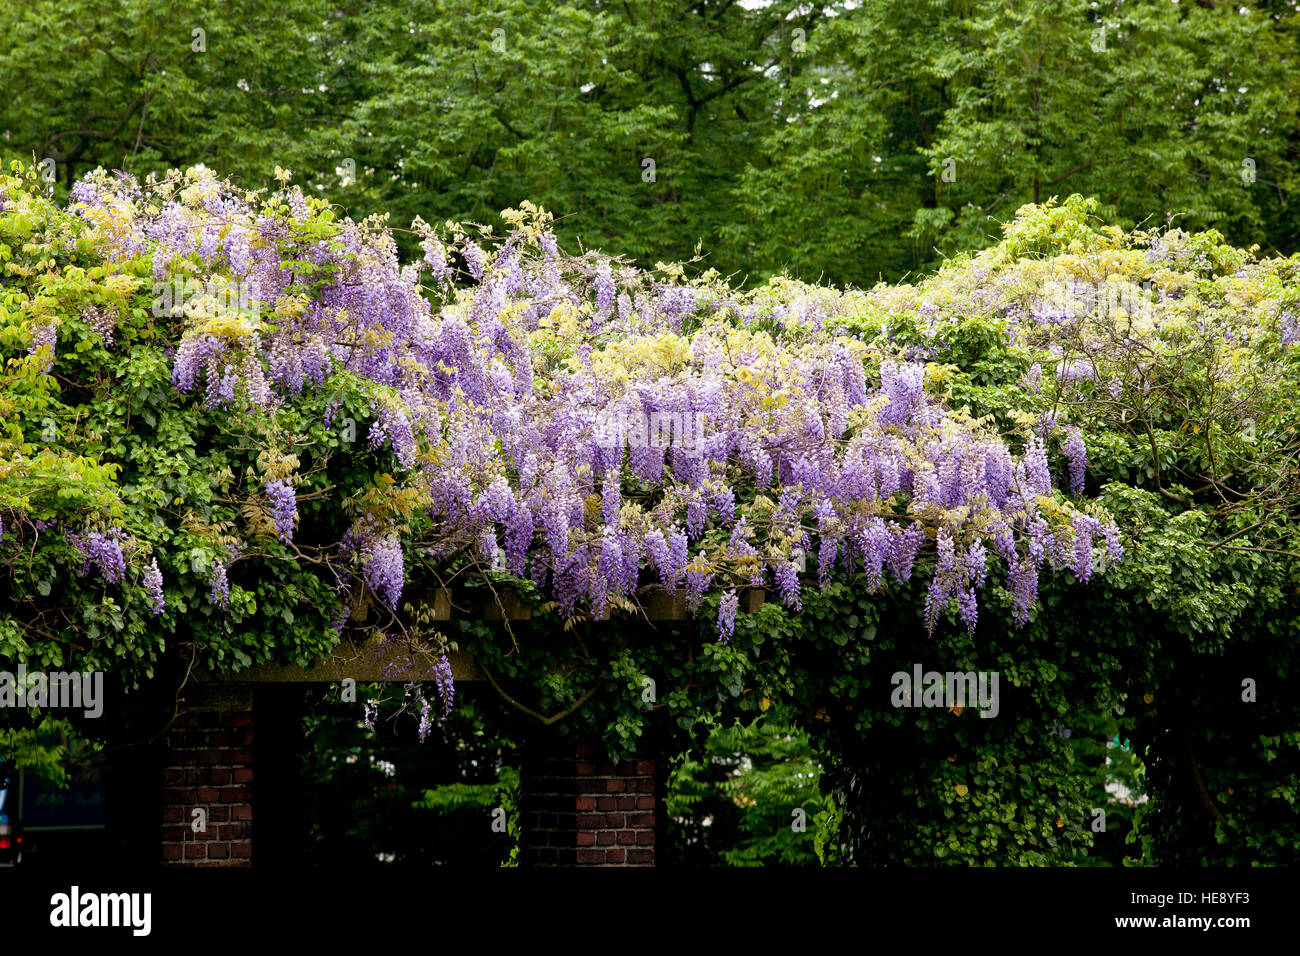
[0,0,342,187]
[736,0,1299,286]
[5,0,1295,284]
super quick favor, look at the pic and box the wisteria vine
[10,167,1138,720]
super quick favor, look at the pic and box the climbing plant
[2,165,1297,864]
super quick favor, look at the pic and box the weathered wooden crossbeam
[196,587,767,684]
[422,586,767,622]
[198,642,485,683]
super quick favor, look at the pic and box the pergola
[161,586,770,866]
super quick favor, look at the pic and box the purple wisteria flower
[774,560,801,611]
[1024,439,1052,497]
[417,696,433,741]
[461,241,485,281]
[68,529,127,584]
[717,590,739,643]
[29,319,57,374]
[368,404,417,469]
[1280,311,1299,346]
[432,653,455,718]
[1056,359,1097,382]
[265,479,297,543]
[422,234,449,283]
[209,562,230,609]
[85,305,116,346]
[143,558,165,615]
[363,534,405,610]
[1064,426,1088,494]
[595,263,615,317]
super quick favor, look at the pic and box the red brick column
[520,739,657,866]
[160,685,254,866]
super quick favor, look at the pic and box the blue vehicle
[0,775,20,866]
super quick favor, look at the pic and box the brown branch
[43,94,147,155]
[1212,544,1300,559]
[480,664,602,725]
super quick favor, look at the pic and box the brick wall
[160,686,253,866]
[520,739,657,866]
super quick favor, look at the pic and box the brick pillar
[520,738,658,866]
[160,685,254,866]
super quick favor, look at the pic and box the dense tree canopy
[3,0,1297,284]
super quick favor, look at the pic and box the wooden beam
[195,588,768,684]
[423,587,531,621]
[425,586,767,622]
[198,643,482,684]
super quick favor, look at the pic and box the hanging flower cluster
[54,168,1125,656]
